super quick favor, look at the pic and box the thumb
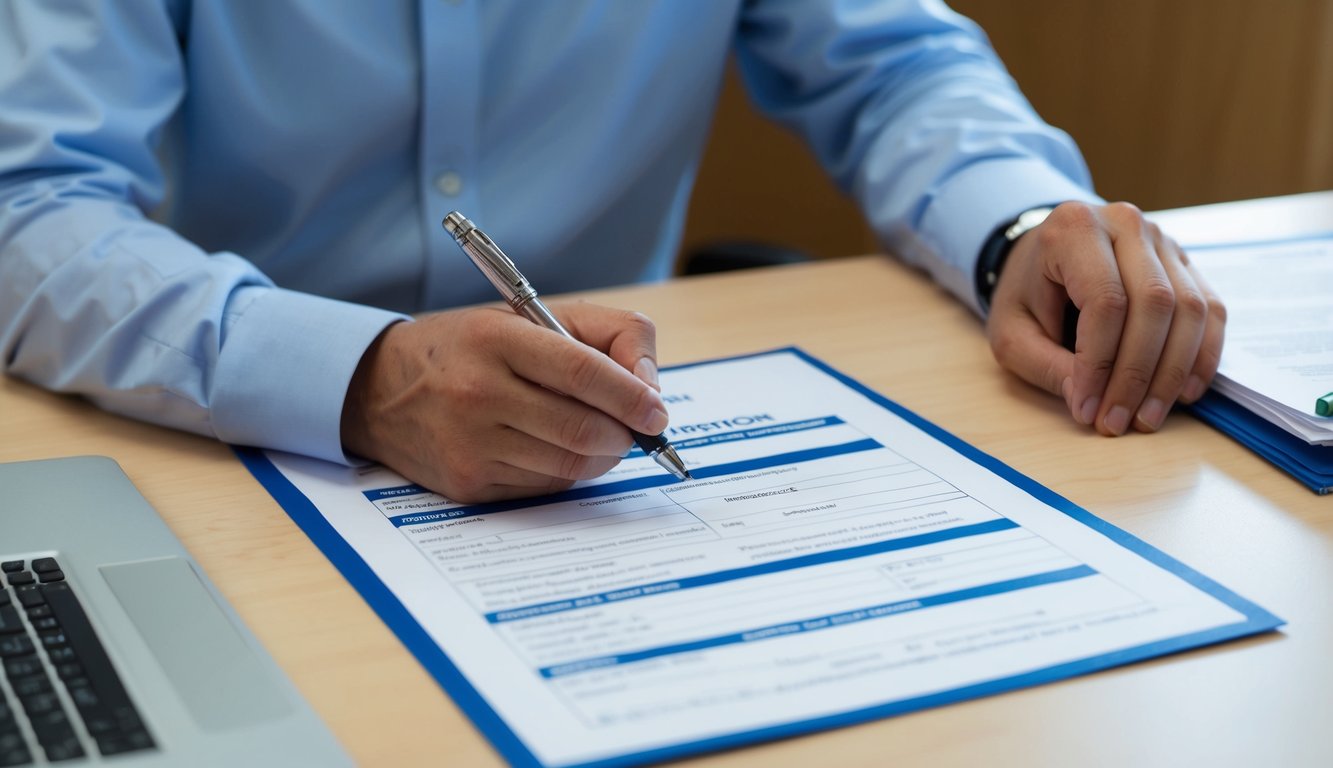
[552,302,660,391]
[989,307,1077,411]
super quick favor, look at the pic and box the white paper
[1187,236,1333,443]
[263,350,1260,766]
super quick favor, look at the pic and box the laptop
[0,456,349,766]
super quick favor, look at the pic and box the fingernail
[639,389,669,434]
[1104,405,1131,436]
[1182,375,1206,402]
[643,406,669,435]
[1079,396,1100,426]
[1135,398,1166,432]
[634,357,660,391]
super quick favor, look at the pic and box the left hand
[986,201,1226,435]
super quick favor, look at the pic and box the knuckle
[445,463,489,503]
[1117,363,1156,391]
[559,409,604,453]
[556,451,594,480]
[563,351,604,395]
[1139,279,1176,316]
[1105,201,1146,228]
[1079,354,1116,379]
[1155,363,1192,393]
[1047,201,1099,231]
[1208,296,1228,325]
[1177,288,1208,322]
[624,310,656,337]
[1087,284,1129,318]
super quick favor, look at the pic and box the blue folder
[1188,390,1333,494]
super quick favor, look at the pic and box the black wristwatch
[974,205,1057,314]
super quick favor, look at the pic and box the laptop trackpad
[101,557,293,732]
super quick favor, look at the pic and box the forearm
[0,192,405,463]
[735,0,1100,312]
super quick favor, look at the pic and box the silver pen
[442,212,691,482]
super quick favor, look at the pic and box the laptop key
[0,605,21,635]
[10,673,52,699]
[37,571,64,584]
[12,587,41,610]
[0,563,20,574]
[3,574,32,588]
[0,636,33,659]
[2,657,42,679]
[18,691,60,717]
[0,740,32,768]
[29,559,58,575]
[38,582,153,751]
[21,606,49,621]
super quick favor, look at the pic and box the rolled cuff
[919,156,1103,316]
[212,287,407,465]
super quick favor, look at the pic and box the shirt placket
[417,0,481,309]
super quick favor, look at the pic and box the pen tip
[682,471,693,480]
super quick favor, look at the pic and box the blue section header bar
[486,518,1019,623]
[539,565,1097,678]
[388,438,884,528]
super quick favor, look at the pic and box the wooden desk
[2,195,1329,766]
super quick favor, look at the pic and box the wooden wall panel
[681,1,1333,264]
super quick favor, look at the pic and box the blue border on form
[237,346,1284,768]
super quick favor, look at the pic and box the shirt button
[435,171,463,197]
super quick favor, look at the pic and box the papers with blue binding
[237,348,1282,767]
[1180,233,1333,494]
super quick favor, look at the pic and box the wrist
[975,205,1059,315]
[340,321,403,462]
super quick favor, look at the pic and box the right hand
[341,302,667,503]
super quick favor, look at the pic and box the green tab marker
[1318,392,1333,417]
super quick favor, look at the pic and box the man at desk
[0,2,1224,502]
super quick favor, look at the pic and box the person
[0,1,1223,503]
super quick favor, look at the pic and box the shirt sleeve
[0,2,405,464]
[734,0,1104,315]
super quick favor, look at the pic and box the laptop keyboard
[0,558,155,765]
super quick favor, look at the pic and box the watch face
[1006,206,1056,241]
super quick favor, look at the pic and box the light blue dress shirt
[0,0,1096,465]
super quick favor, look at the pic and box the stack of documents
[1182,234,1333,493]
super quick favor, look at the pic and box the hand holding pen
[443,212,690,482]
[338,216,687,504]
[340,226,686,503]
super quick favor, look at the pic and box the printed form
[258,349,1278,767]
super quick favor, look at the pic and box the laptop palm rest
[100,557,294,732]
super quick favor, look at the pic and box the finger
[447,470,578,504]
[1095,212,1175,436]
[409,456,578,505]
[502,319,669,436]
[554,302,661,390]
[1132,238,1208,432]
[490,425,624,480]
[1178,254,1226,404]
[986,231,1077,406]
[498,377,637,457]
[1043,206,1126,426]
[988,304,1077,410]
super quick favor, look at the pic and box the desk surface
[2,194,1330,767]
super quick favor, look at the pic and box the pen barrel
[516,296,574,340]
